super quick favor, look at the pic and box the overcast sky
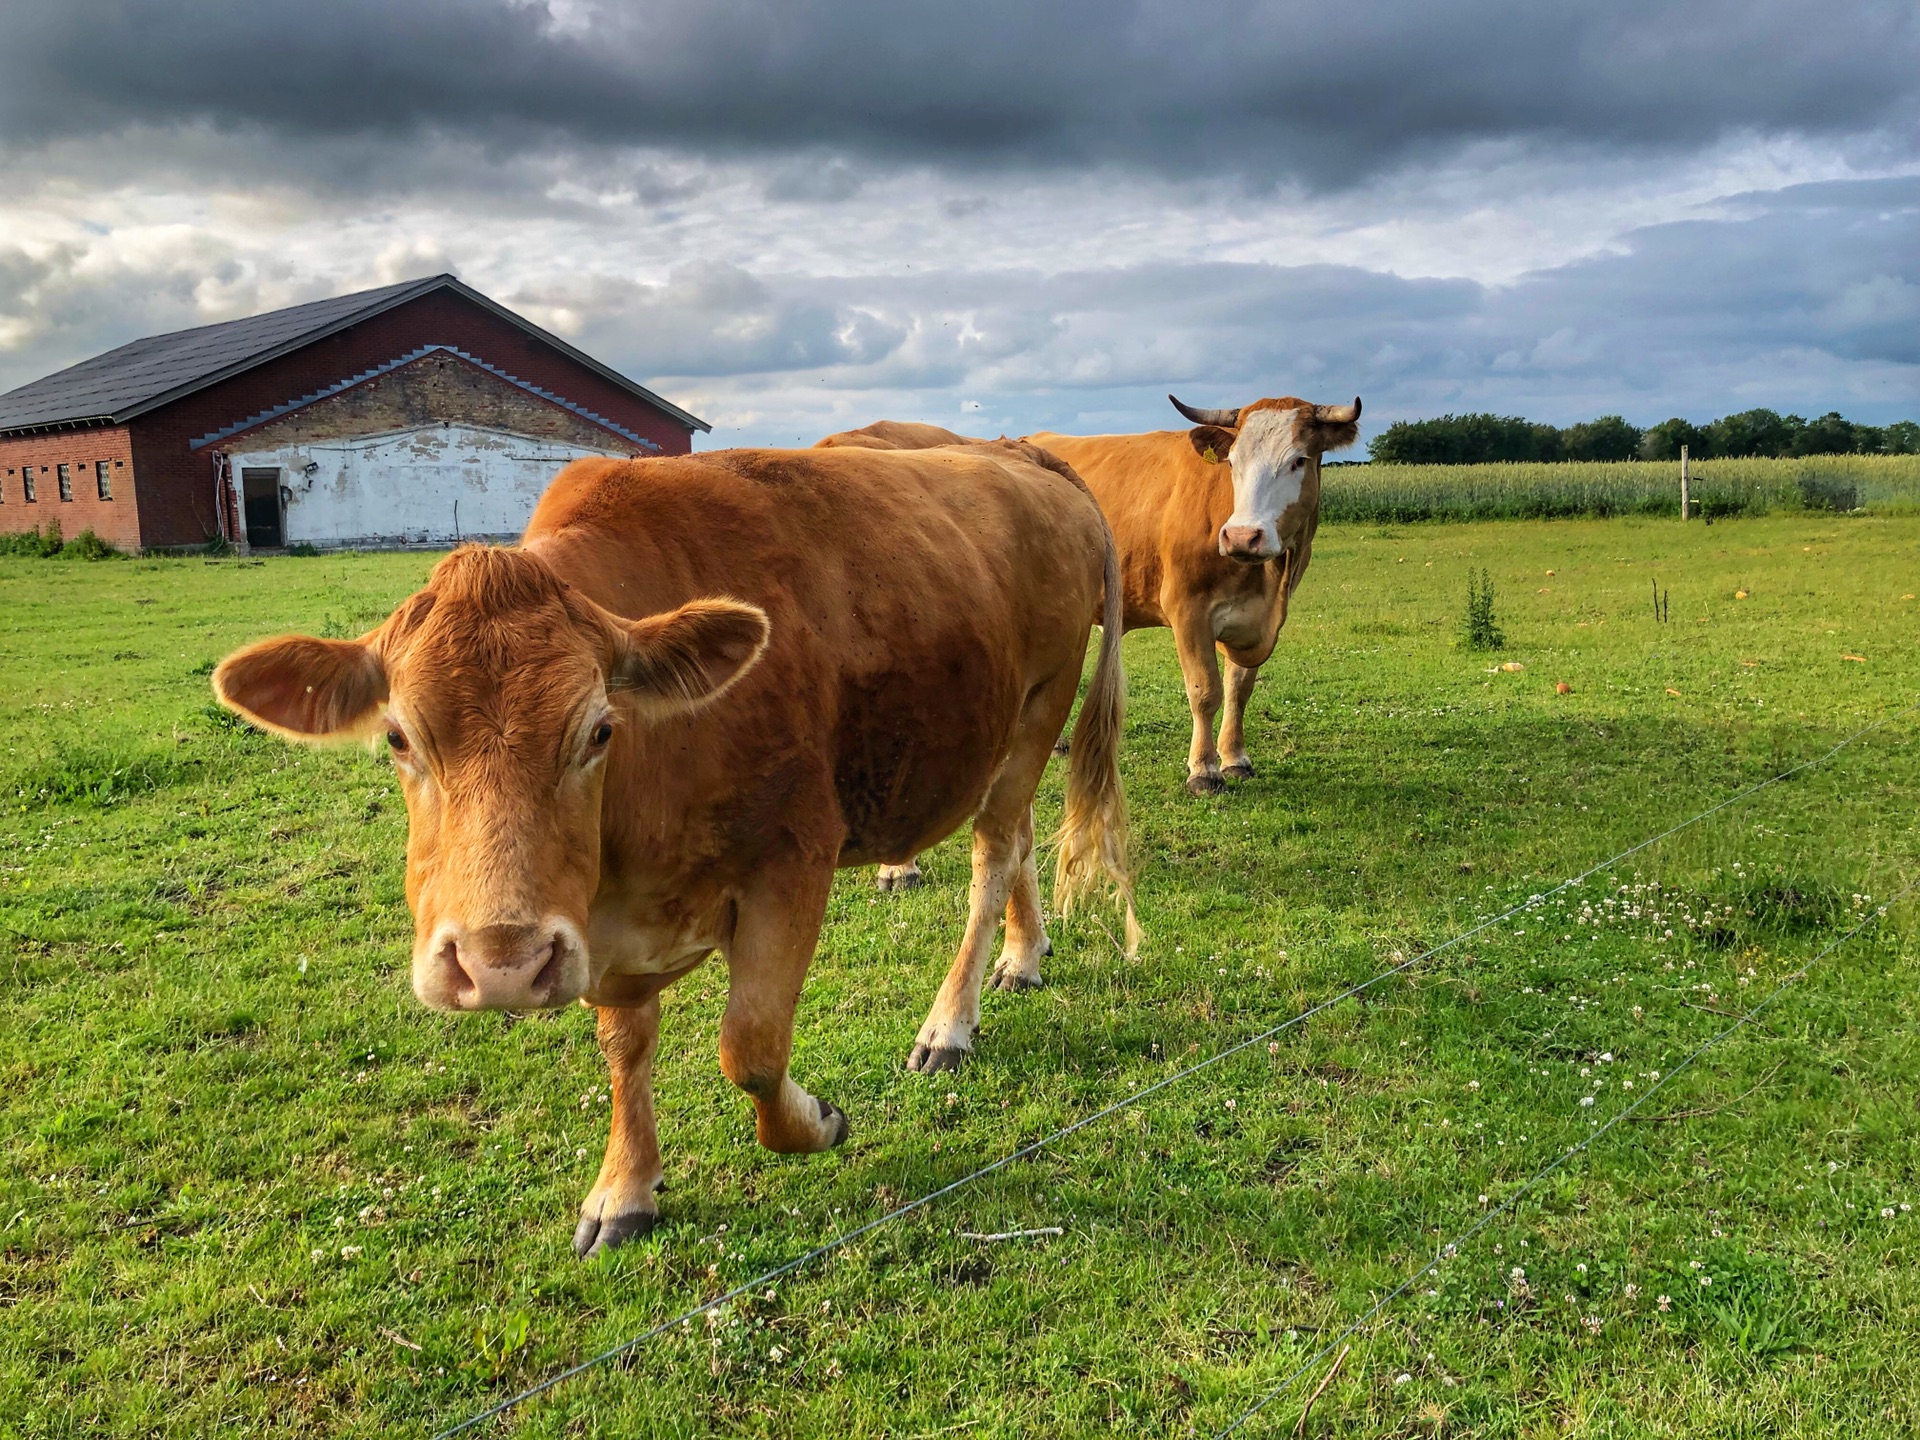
[0,0,1914,446]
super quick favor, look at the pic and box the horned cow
[1037,393,1360,793]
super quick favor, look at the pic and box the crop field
[4,514,1920,1438]
[1322,453,1920,524]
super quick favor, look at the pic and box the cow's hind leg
[1219,660,1261,781]
[719,863,850,1155]
[876,858,923,893]
[576,997,665,1258]
[987,805,1051,992]
[910,677,1075,1071]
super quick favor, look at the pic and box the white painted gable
[225,422,626,550]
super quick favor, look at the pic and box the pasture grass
[1323,452,1920,523]
[3,515,1919,1438]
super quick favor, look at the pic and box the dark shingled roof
[0,274,708,435]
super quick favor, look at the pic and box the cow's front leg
[719,865,849,1154]
[1218,660,1261,781]
[1171,610,1226,795]
[575,996,664,1258]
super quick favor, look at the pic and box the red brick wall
[126,289,697,549]
[0,426,141,550]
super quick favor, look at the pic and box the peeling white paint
[225,422,627,550]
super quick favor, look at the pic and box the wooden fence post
[1680,445,1690,520]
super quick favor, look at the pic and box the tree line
[1367,409,1920,465]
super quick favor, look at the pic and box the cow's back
[524,446,1107,870]
[814,420,978,451]
[1029,430,1228,628]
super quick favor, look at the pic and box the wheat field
[1323,452,1920,523]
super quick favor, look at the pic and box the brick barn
[0,274,708,553]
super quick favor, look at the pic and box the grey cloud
[511,262,909,377]
[765,157,866,203]
[2,171,1911,449]
[629,175,1919,442]
[0,2,1914,186]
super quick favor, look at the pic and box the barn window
[22,466,36,503]
[57,463,73,501]
[95,460,112,500]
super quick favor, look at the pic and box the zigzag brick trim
[189,345,664,452]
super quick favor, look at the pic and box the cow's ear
[612,598,771,716]
[1188,426,1237,464]
[213,636,388,742]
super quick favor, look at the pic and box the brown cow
[1038,395,1360,793]
[820,396,1360,797]
[1036,401,1351,794]
[813,419,980,893]
[212,440,1136,1254]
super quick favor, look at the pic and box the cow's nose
[433,922,571,1009]
[1219,525,1270,560]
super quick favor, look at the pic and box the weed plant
[1462,568,1504,650]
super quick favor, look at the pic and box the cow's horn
[1316,397,1362,424]
[1169,394,1241,427]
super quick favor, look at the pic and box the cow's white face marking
[1222,408,1312,560]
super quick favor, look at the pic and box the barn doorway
[241,468,284,549]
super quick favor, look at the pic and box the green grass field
[1323,453,1920,523]
[3,514,1919,1438]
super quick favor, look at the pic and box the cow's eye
[1291,455,1307,469]
[386,729,407,752]
[589,720,614,748]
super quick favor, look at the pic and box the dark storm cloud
[0,1,1914,184]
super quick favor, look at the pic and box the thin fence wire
[1209,873,1920,1438]
[430,701,1918,1436]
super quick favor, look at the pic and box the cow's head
[212,546,769,1013]
[1171,394,1361,562]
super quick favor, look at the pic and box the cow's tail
[1053,510,1142,958]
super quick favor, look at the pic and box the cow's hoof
[1186,772,1226,796]
[1051,737,1072,757]
[1222,762,1256,782]
[819,1096,851,1148]
[574,1205,659,1259]
[907,1042,969,1074]
[988,938,1050,991]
